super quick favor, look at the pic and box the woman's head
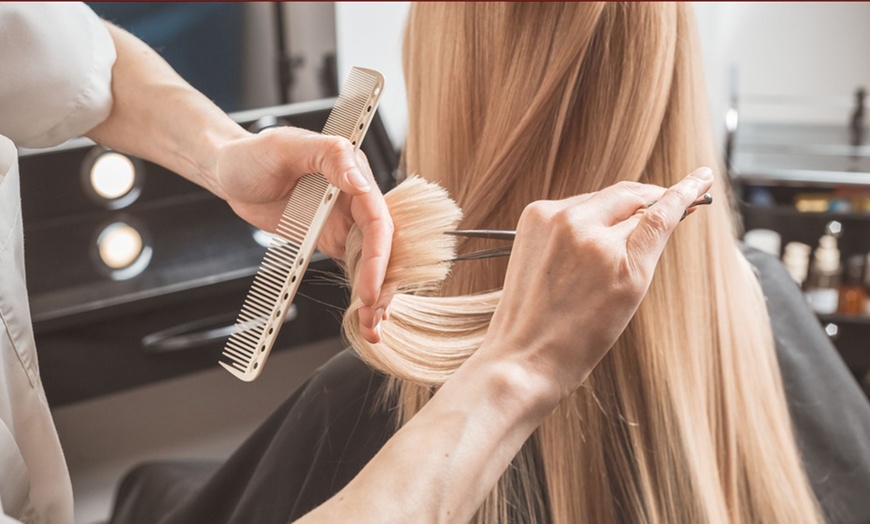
[403,2,726,295]
[343,3,822,522]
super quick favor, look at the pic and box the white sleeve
[0,2,116,148]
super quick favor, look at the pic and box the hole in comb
[298,257,304,266]
[275,309,281,318]
[291,275,297,283]
[253,362,259,370]
[374,87,381,95]
[367,105,372,113]
[326,192,333,202]
[260,345,266,353]
[268,327,274,335]
[359,123,364,130]
[351,141,356,146]
[284,293,290,301]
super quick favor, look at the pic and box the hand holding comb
[221,67,385,381]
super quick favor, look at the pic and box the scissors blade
[446,192,712,261]
[444,229,516,241]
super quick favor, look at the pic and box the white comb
[221,67,385,381]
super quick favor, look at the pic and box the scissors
[445,193,712,261]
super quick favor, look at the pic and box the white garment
[0,3,115,523]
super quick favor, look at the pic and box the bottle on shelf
[805,234,842,315]
[744,228,781,257]
[782,242,812,288]
[838,254,866,315]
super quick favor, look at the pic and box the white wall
[335,2,410,148]
[242,2,338,110]
[336,2,870,152]
[696,2,870,147]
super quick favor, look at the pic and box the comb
[220,67,385,381]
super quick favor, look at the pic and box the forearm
[86,22,247,199]
[297,351,560,523]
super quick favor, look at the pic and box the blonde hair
[343,3,822,522]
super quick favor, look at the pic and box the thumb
[261,127,372,195]
[627,167,714,262]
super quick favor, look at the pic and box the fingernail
[372,308,385,329]
[691,167,713,181]
[347,168,371,192]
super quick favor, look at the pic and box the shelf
[730,121,870,386]
[731,168,870,188]
[729,122,870,187]
[817,313,870,326]
[740,204,870,222]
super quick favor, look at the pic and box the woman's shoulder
[158,348,396,523]
[741,244,867,419]
[742,245,870,523]
[292,347,395,457]
[301,348,389,404]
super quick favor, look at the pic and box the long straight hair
[343,3,822,522]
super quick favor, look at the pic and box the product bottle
[838,254,866,315]
[782,242,812,288]
[805,234,841,315]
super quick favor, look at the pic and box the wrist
[196,122,249,201]
[459,346,563,426]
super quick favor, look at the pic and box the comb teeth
[221,67,385,382]
[323,67,382,139]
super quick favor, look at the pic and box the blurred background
[84,3,870,152]
[19,3,869,522]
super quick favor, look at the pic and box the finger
[588,182,666,226]
[573,181,668,226]
[350,153,394,309]
[626,167,714,259]
[316,193,354,260]
[267,128,371,195]
[357,306,382,344]
[612,189,708,239]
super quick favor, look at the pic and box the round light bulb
[98,223,144,269]
[90,152,136,200]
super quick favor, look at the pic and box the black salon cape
[109,249,870,524]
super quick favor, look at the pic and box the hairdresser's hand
[82,23,391,341]
[482,167,714,404]
[213,128,394,336]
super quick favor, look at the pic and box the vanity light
[81,147,144,209]
[94,221,152,280]
[91,152,136,199]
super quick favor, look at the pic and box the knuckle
[552,207,576,231]
[519,201,552,228]
[523,200,548,217]
[325,137,353,162]
[643,207,671,236]
[380,218,395,239]
[615,180,646,196]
